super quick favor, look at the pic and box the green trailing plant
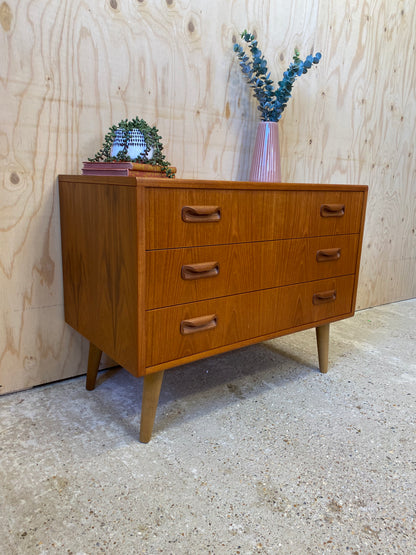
[234,30,322,122]
[89,116,174,177]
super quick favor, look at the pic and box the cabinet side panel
[350,190,368,313]
[59,180,138,374]
[136,185,147,376]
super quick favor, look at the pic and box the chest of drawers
[59,176,367,442]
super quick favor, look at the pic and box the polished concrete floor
[1,299,415,554]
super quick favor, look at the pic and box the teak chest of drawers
[58,176,368,442]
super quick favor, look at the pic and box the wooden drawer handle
[320,204,345,218]
[181,261,219,280]
[316,248,341,262]
[313,289,337,305]
[182,205,221,223]
[180,314,217,335]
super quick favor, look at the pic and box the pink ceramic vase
[249,121,281,182]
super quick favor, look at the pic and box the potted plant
[234,30,322,181]
[88,117,175,177]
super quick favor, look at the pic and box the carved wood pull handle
[320,204,345,218]
[182,205,221,223]
[316,248,341,262]
[313,289,337,305]
[180,314,217,335]
[181,261,220,280]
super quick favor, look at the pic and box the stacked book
[81,161,176,178]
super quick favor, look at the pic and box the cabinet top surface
[58,175,368,193]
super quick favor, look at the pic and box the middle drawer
[146,234,359,309]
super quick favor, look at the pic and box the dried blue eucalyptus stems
[234,30,322,122]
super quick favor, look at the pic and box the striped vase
[249,121,281,182]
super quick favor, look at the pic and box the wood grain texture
[59,179,139,375]
[145,188,364,248]
[283,0,416,309]
[146,235,359,309]
[0,0,414,392]
[145,275,356,367]
[58,176,365,382]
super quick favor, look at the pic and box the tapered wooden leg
[86,342,102,390]
[316,324,330,373]
[139,371,165,443]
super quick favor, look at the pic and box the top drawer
[145,188,364,249]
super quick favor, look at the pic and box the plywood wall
[1,0,415,393]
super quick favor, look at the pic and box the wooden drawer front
[146,235,359,309]
[145,275,355,367]
[145,188,364,249]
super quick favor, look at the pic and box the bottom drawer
[145,275,355,367]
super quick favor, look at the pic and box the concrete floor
[1,300,415,554]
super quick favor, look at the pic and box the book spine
[82,162,133,170]
[128,170,171,178]
[81,169,129,176]
[130,163,177,173]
